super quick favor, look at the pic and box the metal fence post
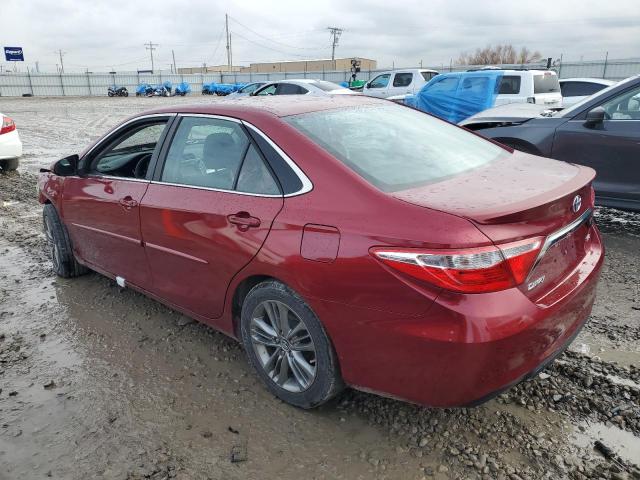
[60,73,66,96]
[602,52,609,79]
[27,70,34,96]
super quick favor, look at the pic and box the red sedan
[38,96,604,408]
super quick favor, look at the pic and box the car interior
[602,86,640,120]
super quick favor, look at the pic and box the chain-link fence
[1,59,639,97]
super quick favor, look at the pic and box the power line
[228,16,327,51]
[144,41,158,72]
[230,31,317,59]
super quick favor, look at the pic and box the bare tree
[457,44,542,65]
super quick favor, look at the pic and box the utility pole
[172,49,177,74]
[56,49,66,73]
[225,13,231,72]
[145,41,158,72]
[327,26,343,67]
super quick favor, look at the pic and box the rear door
[552,82,640,206]
[62,116,172,288]
[140,115,284,319]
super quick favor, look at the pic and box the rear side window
[276,83,308,95]
[236,145,280,194]
[286,104,506,192]
[534,73,560,93]
[420,71,438,81]
[498,76,521,94]
[561,81,606,97]
[461,76,489,94]
[393,73,413,87]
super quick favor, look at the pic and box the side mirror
[584,106,606,127]
[53,154,79,176]
[365,82,371,89]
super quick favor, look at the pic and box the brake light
[0,116,16,135]
[371,238,543,294]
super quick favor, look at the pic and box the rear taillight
[371,238,543,294]
[0,116,16,135]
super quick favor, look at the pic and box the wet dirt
[1,97,639,480]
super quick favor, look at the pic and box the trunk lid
[392,151,596,300]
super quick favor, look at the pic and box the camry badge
[572,195,582,213]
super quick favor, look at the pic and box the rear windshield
[285,104,507,192]
[311,80,344,92]
[534,73,560,94]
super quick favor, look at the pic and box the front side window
[498,75,521,95]
[255,84,277,96]
[92,121,168,179]
[600,85,640,120]
[369,74,390,89]
[393,73,413,87]
[286,104,507,192]
[533,73,560,94]
[162,117,281,194]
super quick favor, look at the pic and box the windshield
[285,104,507,192]
[240,83,263,94]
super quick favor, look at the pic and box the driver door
[62,116,172,288]
[551,83,640,205]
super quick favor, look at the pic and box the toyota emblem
[572,195,582,213]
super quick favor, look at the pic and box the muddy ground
[0,96,639,480]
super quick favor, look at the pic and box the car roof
[143,95,386,119]
[559,78,616,85]
[376,69,438,74]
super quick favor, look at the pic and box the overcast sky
[2,0,639,72]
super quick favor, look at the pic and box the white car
[559,78,616,107]
[0,114,22,171]
[251,79,356,96]
[362,69,439,99]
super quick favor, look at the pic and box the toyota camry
[37,96,604,408]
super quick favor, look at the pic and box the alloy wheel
[249,300,317,392]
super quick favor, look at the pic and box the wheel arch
[230,274,278,337]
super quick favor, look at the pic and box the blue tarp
[175,82,191,94]
[136,83,152,95]
[405,71,504,123]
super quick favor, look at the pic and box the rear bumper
[312,227,604,407]
[0,129,23,160]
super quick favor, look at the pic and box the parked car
[361,69,439,98]
[461,75,640,211]
[38,96,603,409]
[559,78,616,107]
[0,114,23,171]
[227,82,267,97]
[252,79,355,96]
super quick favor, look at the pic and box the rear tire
[0,158,19,171]
[240,280,344,409]
[43,204,88,278]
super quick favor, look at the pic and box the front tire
[240,280,344,409]
[0,158,19,171]
[43,204,88,278]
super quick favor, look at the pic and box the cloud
[1,0,639,72]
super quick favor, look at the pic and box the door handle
[228,212,261,230]
[119,196,138,209]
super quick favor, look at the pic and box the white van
[492,70,562,107]
[362,69,439,98]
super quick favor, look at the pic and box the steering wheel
[134,153,152,179]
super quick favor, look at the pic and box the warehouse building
[240,58,377,73]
